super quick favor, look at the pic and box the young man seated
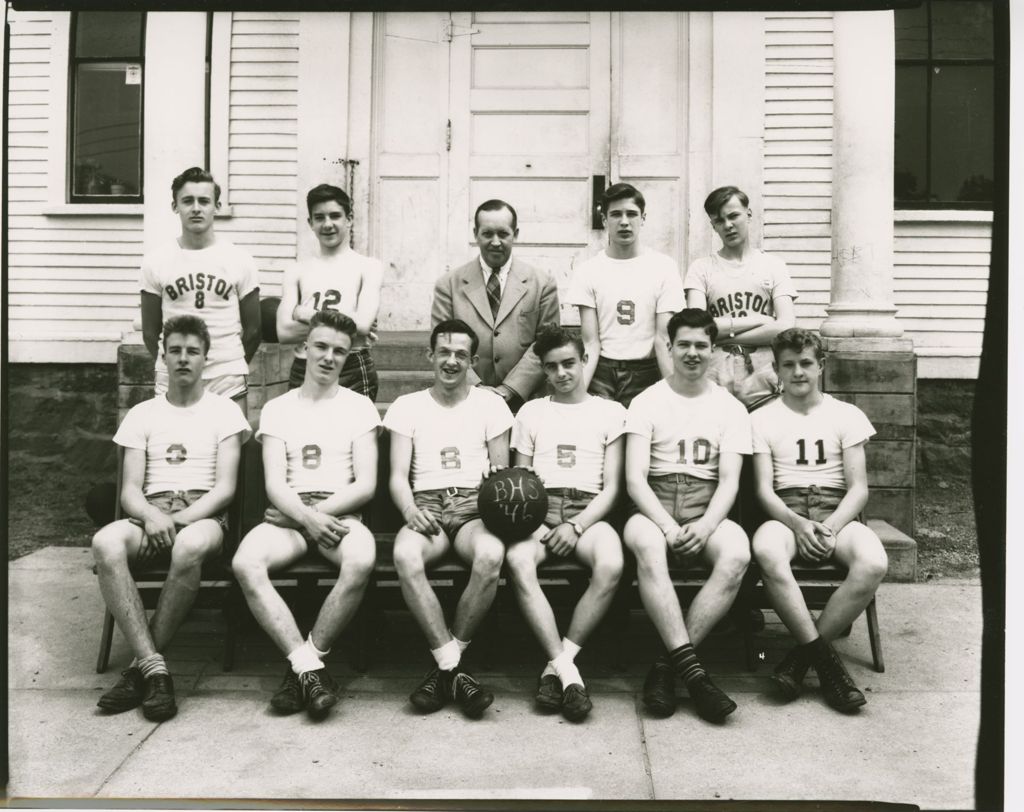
[93,315,250,721]
[505,326,626,722]
[232,310,380,719]
[623,308,752,723]
[751,328,888,713]
[383,319,514,719]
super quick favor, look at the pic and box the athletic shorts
[296,491,361,543]
[588,355,661,408]
[708,345,780,412]
[544,487,595,528]
[776,485,846,525]
[155,370,248,403]
[128,491,228,553]
[413,487,480,540]
[288,348,379,401]
[635,473,717,525]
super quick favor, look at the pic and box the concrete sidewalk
[8,547,980,807]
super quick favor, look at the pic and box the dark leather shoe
[450,669,494,718]
[686,674,737,723]
[535,674,563,712]
[561,683,593,722]
[771,645,811,701]
[141,673,177,722]
[410,667,448,714]
[270,669,304,714]
[642,660,676,717]
[814,644,867,713]
[300,668,339,718]
[97,667,145,713]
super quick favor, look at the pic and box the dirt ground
[7,447,982,579]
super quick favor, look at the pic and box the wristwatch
[570,521,584,536]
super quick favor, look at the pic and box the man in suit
[431,199,560,412]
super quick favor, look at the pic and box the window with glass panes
[894,0,994,207]
[69,11,145,202]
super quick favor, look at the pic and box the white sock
[561,637,582,660]
[552,641,583,688]
[287,640,325,675]
[308,633,330,659]
[137,652,168,678]
[451,633,471,654]
[541,661,558,679]
[430,639,461,671]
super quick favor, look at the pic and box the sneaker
[449,669,494,718]
[97,667,145,713]
[409,667,448,714]
[535,673,563,712]
[771,645,811,701]
[300,669,338,718]
[685,674,737,723]
[141,673,177,722]
[561,683,593,723]
[270,669,304,715]
[814,644,867,713]
[642,660,676,717]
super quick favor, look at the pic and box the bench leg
[866,597,885,673]
[222,582,245,673]
[96,610,115,673]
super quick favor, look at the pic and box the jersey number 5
[556,444,577,468]
[440,447,462,470]
[616,300,636,325]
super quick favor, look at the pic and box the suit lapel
[495,258,528,326]
[460,260,494,327]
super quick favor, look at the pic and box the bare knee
[170,532,219,570]
[752,523,792,577]
[392,536,426,579]
[850,549,888,587]
[231,550,268,589]
[470,537,505,580]
[341,529,376,582]
[711,525,750,583]
[92,526,129,568]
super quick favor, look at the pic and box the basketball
[477,466,548,542]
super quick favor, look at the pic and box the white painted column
[297,13,352,260]
[820,10,904,338]
[142,13,207,254]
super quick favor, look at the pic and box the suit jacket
[431,256,560,399]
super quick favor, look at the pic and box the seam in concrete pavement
[632,695,656,800]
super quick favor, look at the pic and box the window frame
[894,0,995,210]
[67,11,147,204]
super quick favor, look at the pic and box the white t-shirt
[625,380,751,480]
[684,250,797,320]
[113,392,251,495]
[289,248,383,358]
[383,388,513,492]
[141,240,260,379]
[567,249,685,360]
[256,387,381,493]
[512,396,627,494]
[752,394,876,490]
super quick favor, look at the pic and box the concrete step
[373,331,431,371]
[376,370,434,402]
[868,519,917,582]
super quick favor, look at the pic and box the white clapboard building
[6,7,993,379]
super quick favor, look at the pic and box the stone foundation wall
[916,379,974,479]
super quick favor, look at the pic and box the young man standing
[623,309,751,723]
[232,310,380,719]
[384,320,513,718]
[568,183,685,408]
[93,316,250,721]
[751,328,888,713]
[684,185,797,412]
[141,167,261,409]
[506,325,626,722]
[276,184,384,400]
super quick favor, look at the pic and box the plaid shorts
[636,473,717,524]
[588,356,661,408]
[413,487,481,540]
[708,345,780,411]
[288,348,379,400]
[776,485,846,524]
[543,488,595,528]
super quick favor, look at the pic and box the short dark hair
[306,183,352,218]
[703,185,749,218]
[430,319,479,355]
[171,167,220,204]
[602,182,645,215]
[474,199,518,233]
[771,327,824,362]
[309,309,358,340]
[162,314,211,355]
[667,308,718,344]
[534,325,584,362]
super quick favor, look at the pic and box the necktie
[486,268,501,318]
